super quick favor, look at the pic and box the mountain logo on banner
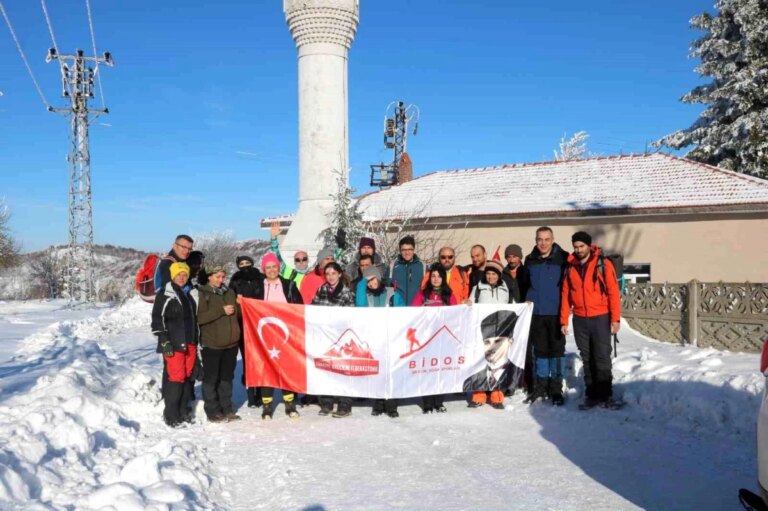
[315,329,380,376]
[399,325,459,359]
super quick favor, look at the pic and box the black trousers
[573,314,613,400]
[421,394,444,410]
[319,395,352,411]
[202,346,238,418]
[530,315,566,358]
[373,399,398,413]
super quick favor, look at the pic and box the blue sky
[1,0,710,252]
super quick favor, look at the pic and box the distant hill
[0,239,270,302]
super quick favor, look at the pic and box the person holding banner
[312,261,356,417]
[259,253,304,420]
[413,263,458,413]
[229,255,264,409]
[355,266,403,417]
[390,235,424,306]
[198,266,242,423]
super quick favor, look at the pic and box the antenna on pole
[46,47,113,302]
[370,100,419,188]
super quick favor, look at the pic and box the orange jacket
[420,266,469,303]
[560,246,621,325]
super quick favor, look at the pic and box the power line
[84,0,106,110]
[40,0,59,56]
[0,0,50,109]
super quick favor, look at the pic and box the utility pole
[46,48,113,302]
[370,101,419,188]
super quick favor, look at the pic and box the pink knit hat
[261,252,280,272]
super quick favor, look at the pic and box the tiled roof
[357,153,768,221]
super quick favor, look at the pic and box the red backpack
[135,254,175,303]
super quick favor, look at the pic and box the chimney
[398,152,413,184]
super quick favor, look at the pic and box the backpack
[565,250,623,295]
[135,254,175,303]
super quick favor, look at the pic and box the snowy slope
[0,299,762,510]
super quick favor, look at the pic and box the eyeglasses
[174,242,193,251]
[400,248,414,252]
[294,257,308,263]
[439,255,454,260]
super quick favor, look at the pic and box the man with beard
[463,310,519,409]
[561,231,622,410]
[346,237,387,284]
[229,255,265,408]
[523,226,568,406]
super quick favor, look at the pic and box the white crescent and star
[257,317,290,361]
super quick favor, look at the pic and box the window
[623,263,651,284]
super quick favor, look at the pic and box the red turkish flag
[241,299,307,393]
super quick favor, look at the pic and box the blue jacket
[389,255,424,307]
[355,279,404,307]
[524,243,567,316]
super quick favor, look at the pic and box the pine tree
[317,168,365,265]
[656,0,768,178]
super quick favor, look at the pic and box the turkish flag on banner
[241,299,308,394]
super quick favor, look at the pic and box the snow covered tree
[318,168,365,265]
[0,200,20,269]
[29,248,63,299]
[554,131,591,161]
[656,0,768,178]
[193,231,239,273]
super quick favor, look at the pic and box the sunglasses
[439,255,454,260]
[294,257,308,263]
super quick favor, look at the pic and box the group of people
[151,224,622,428]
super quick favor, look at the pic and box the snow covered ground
[0,298,762,510]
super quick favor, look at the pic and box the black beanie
[571,231,592,246]
[236,255,254,267]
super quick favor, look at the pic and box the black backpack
[565,250,622,295]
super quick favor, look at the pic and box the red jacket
[560,246,621,325]
[300,269,326,305]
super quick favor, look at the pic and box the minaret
[282,0,359,255]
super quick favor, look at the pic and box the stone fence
[621,281,768,353]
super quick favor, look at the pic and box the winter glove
[160,341,175,357]
[192,355,204,382]
[335,228,347,250]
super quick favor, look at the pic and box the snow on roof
[357,153,768,221]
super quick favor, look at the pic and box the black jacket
[502,264,529,303]
[229,267,265,300]
[151,281,199,353]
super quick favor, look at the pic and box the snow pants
[573,314,613,401]
[201,346,238,418]
[164,344,197,383]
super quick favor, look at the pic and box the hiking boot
[599,398,625,410]
[247,388,262,408]
[578,397,601,410]
[318,405,333,416]
[332,407,351,418]
[371,409,383,416]
[467,401,484,408]
[387,410,399,418]
[551,395,565,407]
[207,414,227,424]
[285,401,300,419]
[435,405,447,413]
[422,407,433,414]
[262,402,274,421]
[225,412,241,421]
[524,379,548,404]
[491,402,505,410]
[301,395,318,407]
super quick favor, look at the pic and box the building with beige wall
[265,153,768,283]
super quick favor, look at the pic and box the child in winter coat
[312,262,355,417]
[197,266,241,423]
[412,263,458,413]
[151,262,199,427]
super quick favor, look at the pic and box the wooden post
[687,280,699,347]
